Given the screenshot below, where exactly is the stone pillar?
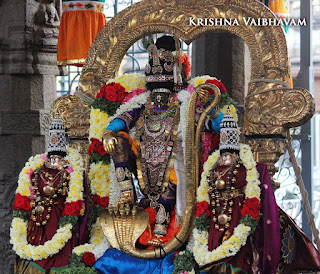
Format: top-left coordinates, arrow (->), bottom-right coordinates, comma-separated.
192,32 -> 251,130
0,0 -> 61,271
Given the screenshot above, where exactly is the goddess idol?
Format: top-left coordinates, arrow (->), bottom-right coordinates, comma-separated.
10,119 -> 87,273
174,109 -> 320,274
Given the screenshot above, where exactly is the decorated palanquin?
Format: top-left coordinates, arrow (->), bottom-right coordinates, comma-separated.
12,0 -> 320,273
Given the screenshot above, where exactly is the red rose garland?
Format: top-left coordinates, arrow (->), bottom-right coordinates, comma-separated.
92,194 -> 109,208
241,197 -> 261,221
205,79 -> 227,94
195,201 -> 210,218
96,82 -> 126,103
62,200 -> 83,217
88,138 -> 107,157
13,193 -> 31,211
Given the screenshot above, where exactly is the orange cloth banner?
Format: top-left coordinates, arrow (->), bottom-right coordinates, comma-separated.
57,2 -> 106,66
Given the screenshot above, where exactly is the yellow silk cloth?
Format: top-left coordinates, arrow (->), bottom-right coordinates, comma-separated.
269,0 -> 289,17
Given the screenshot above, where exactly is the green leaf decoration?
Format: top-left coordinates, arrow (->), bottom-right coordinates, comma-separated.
173,250 -> 196,274
194,214 -> 210,231
58,215 -> 78,228
91,97 -> 120,117
89,152 -> 110,165
240,215 -> 258,234
13,210 -> 29,220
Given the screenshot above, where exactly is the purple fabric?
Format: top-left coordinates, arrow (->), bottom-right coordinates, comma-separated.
204,162 -> 280,273
254,162 -> 280,273
78,174 -> 90,244
120,108 -> 142,132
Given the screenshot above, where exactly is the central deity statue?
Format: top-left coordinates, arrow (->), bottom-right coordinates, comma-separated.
102,35 -> 224,247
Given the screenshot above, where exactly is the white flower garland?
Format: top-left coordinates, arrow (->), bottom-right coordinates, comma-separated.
108,159 -> 121,206
107,73 -> 146,92
177,89 -> 191,153
188,75 -> 218,88
10,147 -> 84,261
72,217 -> 107,256
193,143 -> 261,266
89,162 -> 111,198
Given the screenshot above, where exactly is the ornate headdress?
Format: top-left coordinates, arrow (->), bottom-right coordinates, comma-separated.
145,35 -> 186,92
219,106 -> 239,153
47,119 -> 68,156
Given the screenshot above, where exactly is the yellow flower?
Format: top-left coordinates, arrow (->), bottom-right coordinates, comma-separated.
20,188 -> 31,197
40,250 -> 48,258
221,105 -> 238,123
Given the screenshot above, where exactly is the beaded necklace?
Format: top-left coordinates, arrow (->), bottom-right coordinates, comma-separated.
208,156 -> 242,232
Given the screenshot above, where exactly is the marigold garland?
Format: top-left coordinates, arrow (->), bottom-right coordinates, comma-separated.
10,147 -> 84,261
192,143 -> 261,267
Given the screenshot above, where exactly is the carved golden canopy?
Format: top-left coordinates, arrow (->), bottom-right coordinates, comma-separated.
51,0 -> 315,259
78,0 -> 314,137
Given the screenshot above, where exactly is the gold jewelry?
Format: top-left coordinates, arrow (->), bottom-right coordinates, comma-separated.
209,159 -> 241,231
30,167 -> 69,228
40,170 -> 63,196
214,166 -> 231,190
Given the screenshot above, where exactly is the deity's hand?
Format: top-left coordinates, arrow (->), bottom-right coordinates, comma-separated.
103,130 -> 118,155
196,88 -> 209,106
116,191 -> 133,205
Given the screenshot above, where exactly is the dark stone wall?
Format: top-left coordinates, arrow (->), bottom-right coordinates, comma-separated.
0,1 -> 61,272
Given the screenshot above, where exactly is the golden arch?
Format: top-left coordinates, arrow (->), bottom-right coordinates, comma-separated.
80,0 -> 291,94
68,0 -> 314,259
79,0 -> 313,137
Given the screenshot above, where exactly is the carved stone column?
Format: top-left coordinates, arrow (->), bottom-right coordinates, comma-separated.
191,32 -> 251,129
0,0 -> 61,271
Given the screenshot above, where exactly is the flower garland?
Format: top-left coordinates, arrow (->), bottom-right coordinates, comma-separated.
72,217 -> 108,256
73,74 -> 147,266
107,73 -> 146,93
10,147 -> 84,261
192,143 -> 261,266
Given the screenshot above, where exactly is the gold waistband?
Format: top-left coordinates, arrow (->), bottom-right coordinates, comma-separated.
217,188 -> 244,199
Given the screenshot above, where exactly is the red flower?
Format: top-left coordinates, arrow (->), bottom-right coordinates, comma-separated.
96,82 -> 126,103
195,201 -> 210,217
88,138 -> 107,156
97,143 -> 107,156
241,197 -> 261,220
88,138 -> 100,156
82,252 -> 96,267
13,193 -> 31,211
173,251 -> 180,259
92,194 -> 100,207
205,79 -> 227,94
105,91 -> 118,102
92,194 -> 109,208
99,197 -> 109,208
63,200 -> 83,216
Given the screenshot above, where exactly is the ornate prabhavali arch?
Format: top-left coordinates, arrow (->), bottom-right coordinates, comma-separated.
51,0 -> 315,259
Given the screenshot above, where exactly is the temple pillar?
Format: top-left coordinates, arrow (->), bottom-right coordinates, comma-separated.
0,0 -> 62,271
192,32 -> 251,129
